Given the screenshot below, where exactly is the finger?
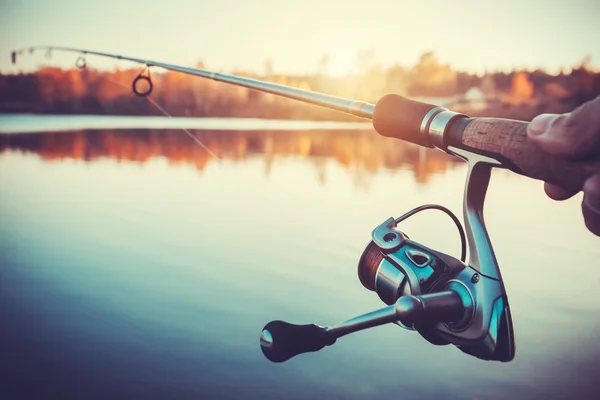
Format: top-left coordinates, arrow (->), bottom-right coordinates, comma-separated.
544,182 -> 579,201
582,175 -> 600,236
527,96 -> 600,159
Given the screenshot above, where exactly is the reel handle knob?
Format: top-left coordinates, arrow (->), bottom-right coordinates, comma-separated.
260,321 -> 335,363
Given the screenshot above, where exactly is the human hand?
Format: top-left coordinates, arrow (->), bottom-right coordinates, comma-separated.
527,96 -> 600,236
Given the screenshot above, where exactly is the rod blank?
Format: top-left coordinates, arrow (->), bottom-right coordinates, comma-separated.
15,46 -> 375,120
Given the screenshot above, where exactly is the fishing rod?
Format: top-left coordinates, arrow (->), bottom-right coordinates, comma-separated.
12,46 -> 373,118
13,46 -> 600,363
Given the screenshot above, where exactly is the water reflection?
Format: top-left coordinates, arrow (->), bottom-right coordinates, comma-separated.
0,129 -> 459,185
1,126 -> 599,400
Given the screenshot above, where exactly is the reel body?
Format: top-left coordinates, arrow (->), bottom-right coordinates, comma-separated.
358,216 -> 514,361
260,150 -> 515,364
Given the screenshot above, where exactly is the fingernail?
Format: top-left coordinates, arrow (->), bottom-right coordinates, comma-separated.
528,114 -> 559,136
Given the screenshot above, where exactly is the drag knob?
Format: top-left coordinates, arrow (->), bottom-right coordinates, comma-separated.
260,320 -> 336,363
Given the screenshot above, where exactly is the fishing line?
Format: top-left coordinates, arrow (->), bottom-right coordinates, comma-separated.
144,95 -> 220,160
97,64 -> 220,160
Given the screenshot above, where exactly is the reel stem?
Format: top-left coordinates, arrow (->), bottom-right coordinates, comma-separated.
260,290 -> 463,363
326,290 -> 463,339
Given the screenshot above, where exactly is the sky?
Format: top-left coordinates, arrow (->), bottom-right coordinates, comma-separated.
0,0 -> 599,75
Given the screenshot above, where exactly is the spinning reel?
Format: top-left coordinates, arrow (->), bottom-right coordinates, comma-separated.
260,148 -> 515,363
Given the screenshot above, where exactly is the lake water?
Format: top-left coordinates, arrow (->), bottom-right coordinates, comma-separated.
1,116 -> 599,399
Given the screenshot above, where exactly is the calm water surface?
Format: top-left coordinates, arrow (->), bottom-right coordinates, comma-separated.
1,117 -> 599,399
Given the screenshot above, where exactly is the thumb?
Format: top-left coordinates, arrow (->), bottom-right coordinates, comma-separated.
527,96 -> 600,159
582,175 -> 600,236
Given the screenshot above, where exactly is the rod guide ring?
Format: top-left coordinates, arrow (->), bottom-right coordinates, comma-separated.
132,74 -> 153,97
75,56 -> 86,69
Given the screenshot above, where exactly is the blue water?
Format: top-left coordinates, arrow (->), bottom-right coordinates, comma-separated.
1,119 -> 599,399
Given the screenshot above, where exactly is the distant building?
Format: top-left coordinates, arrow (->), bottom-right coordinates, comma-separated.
480,74 -> 496,99
460,86 -> 487,111
464,86 -> 484,102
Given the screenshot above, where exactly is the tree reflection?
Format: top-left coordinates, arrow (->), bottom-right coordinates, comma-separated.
0,129 -> 460,185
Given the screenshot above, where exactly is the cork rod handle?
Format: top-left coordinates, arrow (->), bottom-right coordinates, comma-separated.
457,117 -> 600,190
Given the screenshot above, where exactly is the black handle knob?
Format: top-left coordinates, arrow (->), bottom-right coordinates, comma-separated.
260,320 -> 336,363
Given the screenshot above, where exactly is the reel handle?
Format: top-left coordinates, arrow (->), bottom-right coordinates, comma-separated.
260,291 -> 463,363
260,321 -> 335,363
373,94 -> 600,190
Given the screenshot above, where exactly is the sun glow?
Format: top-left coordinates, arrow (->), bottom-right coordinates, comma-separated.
325,50 -> 356,77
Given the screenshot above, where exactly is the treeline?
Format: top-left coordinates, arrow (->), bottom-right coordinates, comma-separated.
1,52 -> 599,120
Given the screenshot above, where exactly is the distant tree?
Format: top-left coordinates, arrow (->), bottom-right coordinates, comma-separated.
509,71 -> 534,102
318,54 -> 329,76
408,52 -> 457,97
386,64 -> 408,95
579,55 -> 592,70
355,49 -> 376,75
264,59 -> 273,78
